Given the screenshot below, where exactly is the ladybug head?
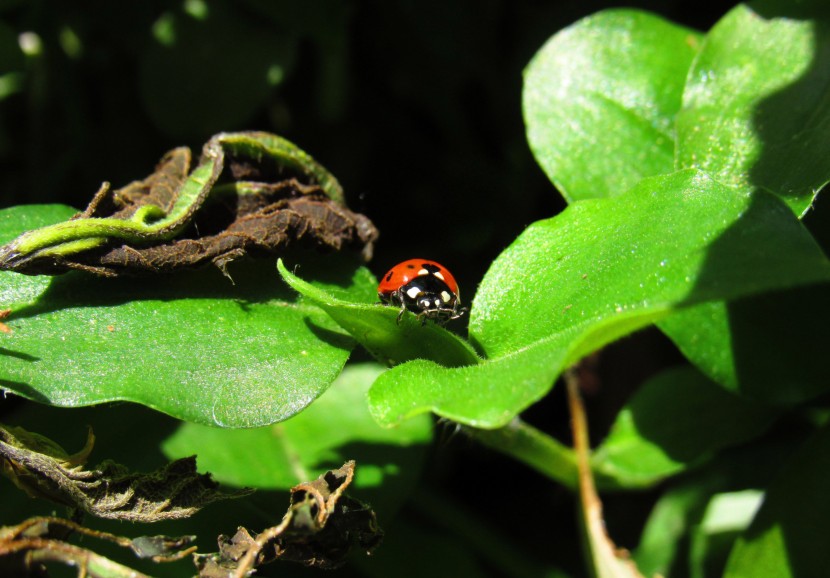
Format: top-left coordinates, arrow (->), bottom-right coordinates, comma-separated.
417,295 -> 443,311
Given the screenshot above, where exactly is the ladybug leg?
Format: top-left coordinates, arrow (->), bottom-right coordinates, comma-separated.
448,304 -> 468,321
391,290 -> 407,324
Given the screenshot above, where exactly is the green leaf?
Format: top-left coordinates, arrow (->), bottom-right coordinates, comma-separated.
659,286 -> 830,405
724,422 -> 830,578
523,9 -> 701,201
277,258 -> 480,368
469,171 -> 827,361
635,482 -> 709,577
0,206 -> 376,428
592,367 -> 778,487
369,170 -> 830,427
523,4 -> 830,406
160,363 -> 432,489
689,491 -> 764,578
676,3 -> 830,216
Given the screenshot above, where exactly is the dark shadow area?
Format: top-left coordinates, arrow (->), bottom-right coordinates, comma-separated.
5,249 -> 367,321
725,285 -> 830,404
626,367 -> 777,464
303,316 -> 360,353
732,422 -> 830,578
0,347 -> 39,362
748,6 -> 830,206
0,399 -> 181,469
0,379 -> 48,401
681,191 -> 827,308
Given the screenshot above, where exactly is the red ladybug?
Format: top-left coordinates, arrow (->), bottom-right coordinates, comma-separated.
378,259 -> 465,324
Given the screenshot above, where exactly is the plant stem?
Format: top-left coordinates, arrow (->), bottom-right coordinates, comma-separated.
565,368 -> 644,578
462,419 -> 579,490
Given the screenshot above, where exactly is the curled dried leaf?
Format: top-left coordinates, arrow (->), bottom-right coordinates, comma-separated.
2,424 -> 95,503
195,461 -> 383,577
0,132 -> 377,277
0,423 -> 249,522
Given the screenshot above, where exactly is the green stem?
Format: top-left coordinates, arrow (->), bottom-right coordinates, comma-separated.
463,418 -> 623,491
462,419 -> 579,490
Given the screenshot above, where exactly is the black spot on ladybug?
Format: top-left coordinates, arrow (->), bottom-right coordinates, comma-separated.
406,264 -> 416,269
385,271 -> 394,282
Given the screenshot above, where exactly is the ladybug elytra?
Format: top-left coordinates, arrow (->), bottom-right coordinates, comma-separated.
377,259 -> 465,324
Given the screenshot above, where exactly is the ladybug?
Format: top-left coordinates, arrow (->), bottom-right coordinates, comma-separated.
378,259 -> 465,324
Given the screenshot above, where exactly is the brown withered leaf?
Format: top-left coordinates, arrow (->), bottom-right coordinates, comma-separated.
92,181 -> 377,278
195,461 -> 383,577
1,133 -> 377,277
80,147 -> 194,221
0,423 -> 249,522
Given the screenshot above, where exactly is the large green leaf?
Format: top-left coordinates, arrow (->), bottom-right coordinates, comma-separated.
368,170 -> 830,427
523,9 -> 701,201
160,363 -> 431,490
0,205 -> 375,427
523,2 -> 830,405
724,422 -> 830,578
676,3 -> 830,216
592,367 -> 778,487
471,171 -> 827,359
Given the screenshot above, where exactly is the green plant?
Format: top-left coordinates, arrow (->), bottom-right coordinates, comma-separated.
1,1 -> 829,577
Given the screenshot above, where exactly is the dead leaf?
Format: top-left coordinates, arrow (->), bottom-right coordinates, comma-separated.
0,423 -> 250,522
0,132 -> 377,277
195,461 -> 383,577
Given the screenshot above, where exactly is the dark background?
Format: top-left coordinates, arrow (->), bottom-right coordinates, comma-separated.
0,0 -> 736,282
0,1 -> 740,576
